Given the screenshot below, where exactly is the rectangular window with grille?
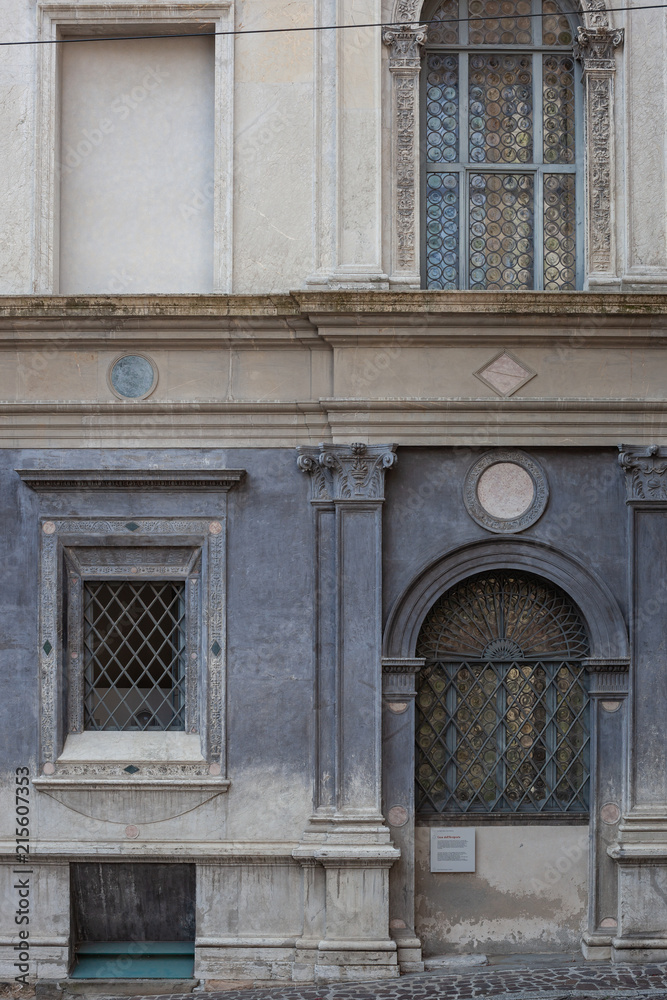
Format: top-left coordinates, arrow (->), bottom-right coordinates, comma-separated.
83,581 -> 186,732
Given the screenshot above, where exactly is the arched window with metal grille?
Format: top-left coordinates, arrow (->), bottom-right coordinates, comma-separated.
421,0 -> 582,290
415,569 -> 590,816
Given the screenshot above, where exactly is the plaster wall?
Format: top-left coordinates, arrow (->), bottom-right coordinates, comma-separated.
59,36 -> 215,295
415,826 -> 589,956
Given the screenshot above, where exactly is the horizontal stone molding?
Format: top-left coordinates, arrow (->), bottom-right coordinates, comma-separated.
4,292 -> 667,320
16,469 -> 246,492
6,401 -> 667,448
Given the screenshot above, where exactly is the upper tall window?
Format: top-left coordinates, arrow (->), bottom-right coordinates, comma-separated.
422,0 -> 581,290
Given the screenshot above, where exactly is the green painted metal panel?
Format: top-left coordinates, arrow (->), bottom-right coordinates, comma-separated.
71,942 -> 194,979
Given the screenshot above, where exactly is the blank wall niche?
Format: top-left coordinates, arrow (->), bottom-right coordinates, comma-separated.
59,35 -> 215,293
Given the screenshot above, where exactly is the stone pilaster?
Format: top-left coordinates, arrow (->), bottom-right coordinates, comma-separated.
295,444 -> 400,981
576,27 -> 624,286
582,658 -> 629,960
382,658 -> 424,972
610,446 -> 667,962
383,26 -> 426,289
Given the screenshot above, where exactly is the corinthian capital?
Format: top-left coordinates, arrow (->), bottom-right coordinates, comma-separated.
618,444 -> 667,502
382,26 -> 427,70
298,444 -> 398,503
575,26 -> 624,71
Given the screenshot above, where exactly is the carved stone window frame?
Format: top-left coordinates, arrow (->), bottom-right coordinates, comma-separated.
384,0 -> 623,288
18,469 -> 244,789
33,1 -> 234,294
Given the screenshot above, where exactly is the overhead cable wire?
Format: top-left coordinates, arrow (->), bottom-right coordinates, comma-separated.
0,4 -> 661,47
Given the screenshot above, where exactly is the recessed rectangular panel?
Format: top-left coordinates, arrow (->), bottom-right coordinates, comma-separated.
59,36 -> 214,293
71,863 -> 196,942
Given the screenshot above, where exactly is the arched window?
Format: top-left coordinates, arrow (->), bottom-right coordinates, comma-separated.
422,0 -> 582,290
415,570 -> 590,816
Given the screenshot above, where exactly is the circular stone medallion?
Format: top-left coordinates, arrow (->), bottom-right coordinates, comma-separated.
109,354 -> 157,399
463,450 -> 549,533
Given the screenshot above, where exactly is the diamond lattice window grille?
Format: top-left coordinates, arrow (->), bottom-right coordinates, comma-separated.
83,581 -> 186,732
415,570 -> 590,815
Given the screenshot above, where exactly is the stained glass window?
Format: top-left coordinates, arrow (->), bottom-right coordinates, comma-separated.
423,0 -> 581,290
415,570 -> 590,816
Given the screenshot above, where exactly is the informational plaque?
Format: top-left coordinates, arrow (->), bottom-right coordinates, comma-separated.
430,828 -> 476,873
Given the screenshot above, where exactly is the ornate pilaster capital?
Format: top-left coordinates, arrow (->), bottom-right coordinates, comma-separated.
297,444 -> 398,503
618,445 -> 667,502
382,25 -> 427,70
321,443 -> 398,501
584,658 -> 630,697
575,26 -> 624,72
297,446 -> 331,503
382,658 -> 425,698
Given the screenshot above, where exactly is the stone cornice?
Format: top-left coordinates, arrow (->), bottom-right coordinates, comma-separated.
2,292 -> 667,322
16,469 -> 246,492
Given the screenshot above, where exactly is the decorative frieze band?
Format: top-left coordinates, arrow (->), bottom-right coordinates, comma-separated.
297,443 -> 398,502
575,26 -> 624,277
618,445 -> 667,502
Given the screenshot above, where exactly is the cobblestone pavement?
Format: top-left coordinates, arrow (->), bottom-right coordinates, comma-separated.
129,962 -> 667,1000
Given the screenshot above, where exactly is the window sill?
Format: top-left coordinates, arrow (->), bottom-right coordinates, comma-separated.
58,731 -> 206,763
32,733 -> 229,790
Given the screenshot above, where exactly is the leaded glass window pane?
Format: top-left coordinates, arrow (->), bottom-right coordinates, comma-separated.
468,0 -> 532,44
426,54 -> 459,162
83,581 -> 186,731
427,173 -> 460,288
422,0 -> 581,289
469,173 -> 534,288
415,570 -> 590,815
544,172 -> 576,288
469,55 -> 533,163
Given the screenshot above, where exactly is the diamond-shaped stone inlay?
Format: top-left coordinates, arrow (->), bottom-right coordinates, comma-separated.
211,641 -> 222,657
474,350 -> 536,398
125,522 -> 139,532
124,764 -> 140,774
42,641 -> 53,655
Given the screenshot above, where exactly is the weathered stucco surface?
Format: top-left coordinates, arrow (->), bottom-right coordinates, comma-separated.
415,826 -> 589,956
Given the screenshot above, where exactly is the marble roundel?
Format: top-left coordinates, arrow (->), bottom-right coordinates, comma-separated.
108,353 -> 158,399
464,450 -> 549,533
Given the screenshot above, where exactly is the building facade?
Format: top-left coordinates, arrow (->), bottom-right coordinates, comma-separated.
1,0 -> 667,987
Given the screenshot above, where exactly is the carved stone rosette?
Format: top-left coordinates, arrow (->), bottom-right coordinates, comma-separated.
576,26 -> 624,280
383,26 -> 426,288
618,444 -> 667,502
298,443 -> 398,502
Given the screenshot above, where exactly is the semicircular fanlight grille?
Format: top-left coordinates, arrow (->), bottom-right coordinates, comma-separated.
416,569 -> 589,660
